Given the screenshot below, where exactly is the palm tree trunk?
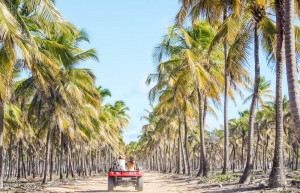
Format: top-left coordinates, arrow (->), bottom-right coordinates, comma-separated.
197,88 -> 209,177
164,143 -> 168,173
178,113 -> 187,174
81,142 -> 86,176
296,146 -> 299,170
184,116 -> 191,175
192,147 -> 195,170
60,131 -> 64,179
222,6 -> 229,176
150,153 -> 153,170
155,148 -> 159,171
159,146 -> 163,172
233,144 -> 236,173
42,101 -> 55,184
7,133 -> 13,180
68,141 -> 74,177
285,0 -> 300,140
0,98 -> 4,189
180,134 -> 187,174
203,96 -> 208,130
98,149 -> 102,172
241,138 -> 245,170
21,143 -> 26,179
173,139 -> 176,173
104,147 -> 107,172
50,126 -> 55,181
292,149 -> 296,170
38,155 -> 41,176
32,151 -> 36,178
27,150 -> 31,177
177,111 -> 183,174
239,22 -> 260,184
88,144 -> 92,176
264,135 -> 269,174
95,149 -> 98,173
253,129 -> 260,169
17,141 -> 22,179
66,150 -> 69,178
169,142 -> 172,173
269,1 -> 287,186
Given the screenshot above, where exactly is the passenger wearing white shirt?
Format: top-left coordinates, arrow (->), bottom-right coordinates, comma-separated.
115,155 -> 126,171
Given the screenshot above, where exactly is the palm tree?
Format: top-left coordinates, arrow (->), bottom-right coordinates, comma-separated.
237,0 -> 277,183
106,101 -> 130,131
239,20 -> 261,182
97,86 -> 112,104
284,0 -> 300,141
216,0 -> 245,176
210,21 -> 252,175
243,77 -> 275,108
269,0 -> 287,187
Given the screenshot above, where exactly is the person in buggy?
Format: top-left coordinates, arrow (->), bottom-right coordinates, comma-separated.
126,156 -> 137,171
109,155 -> 140,171
110,155 -> 126,171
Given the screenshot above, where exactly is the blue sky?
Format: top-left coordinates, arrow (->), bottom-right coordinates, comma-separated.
56,0 -> 291,144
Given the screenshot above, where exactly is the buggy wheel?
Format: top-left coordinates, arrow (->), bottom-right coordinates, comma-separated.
108,176 -> 115,192
137,176 -> 143,191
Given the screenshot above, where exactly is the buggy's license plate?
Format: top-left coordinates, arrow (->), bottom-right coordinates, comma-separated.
122,178 -> 131,181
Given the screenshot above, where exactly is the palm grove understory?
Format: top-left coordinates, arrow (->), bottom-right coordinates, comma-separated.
130,0 -> 300,189
0,0 -> 130,189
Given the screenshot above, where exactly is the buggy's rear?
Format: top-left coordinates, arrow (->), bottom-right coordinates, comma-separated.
108,171 -> 144,192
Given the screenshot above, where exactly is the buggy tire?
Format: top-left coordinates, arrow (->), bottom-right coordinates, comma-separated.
137,176 -> 143,191
108,176 -> 115,192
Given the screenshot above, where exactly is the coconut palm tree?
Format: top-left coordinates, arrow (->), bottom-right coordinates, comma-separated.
106,101 -> 130,131
269,0 -> 287,187
97,86 -> 112,104
284,0 -> 300,142
243,77 -> 275,108
236,1 -> 277,183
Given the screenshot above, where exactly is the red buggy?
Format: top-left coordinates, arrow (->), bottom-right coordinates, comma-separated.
108,171 -> 144,192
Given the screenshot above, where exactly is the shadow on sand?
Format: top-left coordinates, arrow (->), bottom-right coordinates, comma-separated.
75,189 -> 138,192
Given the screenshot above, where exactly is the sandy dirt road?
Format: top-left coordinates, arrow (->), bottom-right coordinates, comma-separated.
40,171 -> 295,193
42,172 -> 198,193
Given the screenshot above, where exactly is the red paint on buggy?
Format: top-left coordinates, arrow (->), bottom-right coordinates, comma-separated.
108,171 -> 144,177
